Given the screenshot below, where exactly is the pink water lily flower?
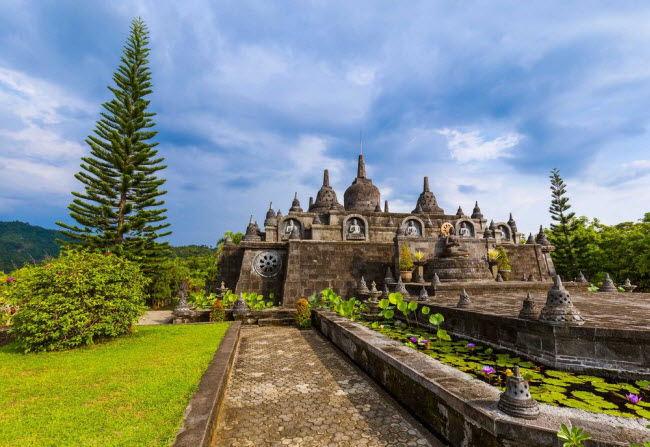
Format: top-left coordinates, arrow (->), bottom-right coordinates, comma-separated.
467,343 -> 475,348
481,366 -> 495,375
410,337 -> 418,343
626,394 -> 642,404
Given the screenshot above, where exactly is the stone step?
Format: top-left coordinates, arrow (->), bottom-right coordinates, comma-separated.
257,317 -> 296,327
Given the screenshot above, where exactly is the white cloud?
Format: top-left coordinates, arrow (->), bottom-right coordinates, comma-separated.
438,128 -> 522,162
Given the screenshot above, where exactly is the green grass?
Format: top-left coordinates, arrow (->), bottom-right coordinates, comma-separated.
0,323 -> 231,446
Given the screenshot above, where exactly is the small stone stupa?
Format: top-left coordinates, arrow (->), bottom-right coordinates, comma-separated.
575,271 -> 588,283
539,276 -> 583,325
623,278 -> 637,293
395,276 -> 410,298
357,276 -> 370,296
431,272 -> 441,286
598,273 -> 618,292
384,267 -> 396,285
497,365 -> 540,419
457,289 -> 471,308
418,286 -> 429,301
518,293 -> 538,320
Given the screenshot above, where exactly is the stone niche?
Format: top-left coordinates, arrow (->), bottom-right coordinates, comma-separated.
400,217 -> 424,238
278,217 -> 302,240
342,214 -> 369,241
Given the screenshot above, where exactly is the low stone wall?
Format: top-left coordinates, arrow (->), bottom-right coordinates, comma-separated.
172,321 -> 241,447
403,300 -> 650,380
313,310 -> 650,447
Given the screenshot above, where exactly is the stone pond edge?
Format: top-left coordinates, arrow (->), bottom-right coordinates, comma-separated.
312,309 -> 650,447
172,320 -> 242,447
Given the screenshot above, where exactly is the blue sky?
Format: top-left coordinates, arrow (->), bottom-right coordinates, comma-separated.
1,1 -> 650,245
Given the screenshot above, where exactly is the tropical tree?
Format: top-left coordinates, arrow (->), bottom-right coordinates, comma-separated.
548,168 -> 579,279
57,18 -> 170,289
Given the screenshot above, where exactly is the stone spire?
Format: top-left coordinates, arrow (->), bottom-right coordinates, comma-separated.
243,215 -> 262,241
456,206 -> 464,217
384,266 -> 396,285
539,276 -> 583,325
526,233 -> 534,244
412,176 -> 444,214
290,192 -> 303,212
384,200 -> 389,213
598,273 -> 617,292
497,366 -> 540,419
374,203 -> 382,212
471,201 -> 483,219
344,153 -> 380,212
535,225 -> 550,246
264,202 -> 277,227
508,213 -> 517,233
483,225 -> 493,239
310,169 -> 344,212
276,209 -> 282,220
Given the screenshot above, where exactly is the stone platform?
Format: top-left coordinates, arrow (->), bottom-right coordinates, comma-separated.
212,326 -> 442,446
403,290 -> 650,379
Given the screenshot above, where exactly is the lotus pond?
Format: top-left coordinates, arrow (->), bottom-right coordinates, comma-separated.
361,321 -> 650,419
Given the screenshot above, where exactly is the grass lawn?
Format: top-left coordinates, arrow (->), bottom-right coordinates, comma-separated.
0,323 -> 231,447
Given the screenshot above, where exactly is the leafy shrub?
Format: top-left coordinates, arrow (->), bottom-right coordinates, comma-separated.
188,290 -> 218,309
557,424 -> 591,447
399,244 -> 414,271
487,250 -> 499,262
9,251 -> 148,353
295,298 -> 311,328
209,300 -> 226,322
496,246 -> 511,271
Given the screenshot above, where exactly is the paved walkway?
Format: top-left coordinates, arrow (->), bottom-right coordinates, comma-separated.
213,327 -> 441,447
137,310 -> 173,325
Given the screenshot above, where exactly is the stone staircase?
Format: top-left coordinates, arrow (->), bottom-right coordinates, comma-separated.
257,309 -> 296,327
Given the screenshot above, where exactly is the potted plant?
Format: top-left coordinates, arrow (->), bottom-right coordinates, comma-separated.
399,244 -> 415,282
496,246 -> 511,280
487,250 -> 499,278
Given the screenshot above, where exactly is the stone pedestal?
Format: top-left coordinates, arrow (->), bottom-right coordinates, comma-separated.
428,258 -> 492,281
414,261 -> 426,284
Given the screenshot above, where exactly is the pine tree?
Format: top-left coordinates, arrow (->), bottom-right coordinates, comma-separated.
548,168 -> 578,279
57,18 -> 171,280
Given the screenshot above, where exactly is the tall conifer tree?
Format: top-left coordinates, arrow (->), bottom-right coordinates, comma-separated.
548,168 -> 578,279
58,18 -> 170,277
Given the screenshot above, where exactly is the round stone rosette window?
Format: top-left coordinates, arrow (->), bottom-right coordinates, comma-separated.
253,251 -> 282,277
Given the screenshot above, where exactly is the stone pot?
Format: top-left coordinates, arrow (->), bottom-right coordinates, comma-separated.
499,269 -> 511,281
400,270 -> 413,282
489,262 -> 499,278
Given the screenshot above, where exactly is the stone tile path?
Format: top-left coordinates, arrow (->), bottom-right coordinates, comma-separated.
213,327 -> 441,447
137,310 -> 173,325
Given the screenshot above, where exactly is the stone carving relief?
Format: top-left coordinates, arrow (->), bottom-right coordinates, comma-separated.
455,220 -> 475,238
440,222 -> 454,237
346,218 -> 366,240
403,219 -> 422,237
281,218 -> 301,240
253,251 -> 283,277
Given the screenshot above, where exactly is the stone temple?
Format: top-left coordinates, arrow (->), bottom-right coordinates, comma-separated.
217,153 -> 557,306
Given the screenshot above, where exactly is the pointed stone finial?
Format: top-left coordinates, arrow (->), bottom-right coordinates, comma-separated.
369,281 -> 382,302
423,176 -> 430,192
431,272 -> 441,286
384,266 -> 396,284
456,206 -> 464,217
276,209 -> 282,219
374,203 -> 382,212
243,216 -> 262,241
623,278 -> 637,293
418,286 -> 429,301
313,214 -> 322,225
536,225 -> 550,246
249,215 -> 254,224
224,234 -> 233,245
575,271 -> 587,283
384,200 -> 389,213
425,215 -> 434,228
539,275 -> 583,325
489,220 -> 496,230
220,281 -> 226,289
457,289 -> 471,308
382,284 -> 390,300
498,365 -> 540,419
309,197 -> 314,208
496,273 -> 504,282
395,276 -> 410,298
357,276 -> 370,295
518,293 -> 538,319
471,201 -> 483,219
290,192 -> 303,212
265,202 -> 277,226
323,169 -> 330,187
526,233 -> 534,244
357,154 -> 366,179
598,273 -> 618,292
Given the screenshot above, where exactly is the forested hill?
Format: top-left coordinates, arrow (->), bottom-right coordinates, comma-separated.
0,221 -> 216,273
0,221 -> 64,272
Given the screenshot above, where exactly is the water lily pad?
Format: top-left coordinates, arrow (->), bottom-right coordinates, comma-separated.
543,378 -> 571,387
546,370 -> 587,384
571,391 -> 618,409
541,384 -> 567,393
635,407 -> 650,419
563,398 -> 597,411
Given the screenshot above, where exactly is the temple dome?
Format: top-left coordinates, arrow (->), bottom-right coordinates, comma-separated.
310,169 -> 344,212
412,177 -> 444,214
344,155 -> 380,212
